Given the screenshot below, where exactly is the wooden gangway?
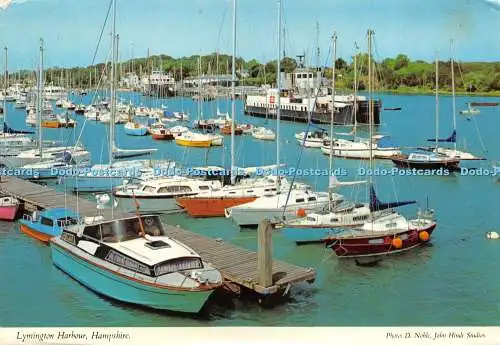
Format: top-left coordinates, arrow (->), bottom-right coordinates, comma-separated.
0,176 -> 316,300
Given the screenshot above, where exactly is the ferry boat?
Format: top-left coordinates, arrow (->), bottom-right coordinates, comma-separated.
243,60 -> 380,125
0,196 -> 20,221
50,214 -> 222,313
19,208 -> 80,243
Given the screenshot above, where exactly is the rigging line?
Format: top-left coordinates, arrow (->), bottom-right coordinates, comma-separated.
91,0 -> 113,67
281,38 -> 333,218
470,115 -> 487,155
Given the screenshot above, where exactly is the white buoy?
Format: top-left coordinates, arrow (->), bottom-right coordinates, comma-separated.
486,231 -> 500,240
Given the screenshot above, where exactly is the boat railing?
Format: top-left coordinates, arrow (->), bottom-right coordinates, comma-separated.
22,214 -> 34,223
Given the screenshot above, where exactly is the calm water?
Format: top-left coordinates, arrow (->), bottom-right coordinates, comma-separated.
1,91 -> 500,326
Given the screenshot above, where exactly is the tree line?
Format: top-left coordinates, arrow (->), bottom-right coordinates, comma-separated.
7,53 -> 500,93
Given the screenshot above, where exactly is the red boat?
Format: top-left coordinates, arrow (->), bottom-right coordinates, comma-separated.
0,196 -> 19,221
151,128 -> 174,140
323,211 -> 436,258
323,185 -> 437,258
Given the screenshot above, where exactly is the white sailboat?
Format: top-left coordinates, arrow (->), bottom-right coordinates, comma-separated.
63,1 -> 170,192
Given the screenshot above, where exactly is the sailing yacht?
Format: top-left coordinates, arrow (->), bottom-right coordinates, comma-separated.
391,52 -> 461,170
323,30 -> 438,259
295,128 -> 328,147
175,1 -> 294,217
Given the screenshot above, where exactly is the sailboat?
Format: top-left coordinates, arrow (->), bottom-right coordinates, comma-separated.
63,2 -> 170,192
323,30 -> 437,259
391,52 -> 461,170
459,102 -> 480,115
319,43 -> 400,160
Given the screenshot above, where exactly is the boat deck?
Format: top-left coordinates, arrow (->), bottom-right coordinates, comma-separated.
0,176 -> 316,299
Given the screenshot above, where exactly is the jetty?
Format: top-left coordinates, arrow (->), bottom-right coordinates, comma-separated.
0,176 -> 316,303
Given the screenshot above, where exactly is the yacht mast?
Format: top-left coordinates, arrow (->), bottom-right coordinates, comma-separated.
450,39 -> 457,152
367,29 -> 374,177
109,0 -> 117,165
329,32 -> 337,211
276,0 -> 282,188
230,0 -> 237,184
3,47 -> 7,125
38,39 -> 44,161
353,42 -> 359,138
434,52 -> 439,149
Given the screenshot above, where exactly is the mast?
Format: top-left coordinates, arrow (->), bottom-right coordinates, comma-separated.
109,0 -> 117,165
329,32 -> 337,211
3,47 -> 7,126
230,0 -> 237,185
367,29 -> 374,179
38,39 -> 44,160
353,42 -> 359,138
276,0 -> 282,187
450,39 -> 457,152
434,52 -> 439,149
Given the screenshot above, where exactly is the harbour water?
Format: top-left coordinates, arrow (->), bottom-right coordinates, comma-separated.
1,92 -> 500,326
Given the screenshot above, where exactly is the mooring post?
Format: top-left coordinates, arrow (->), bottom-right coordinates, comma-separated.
257,219 -> 273,288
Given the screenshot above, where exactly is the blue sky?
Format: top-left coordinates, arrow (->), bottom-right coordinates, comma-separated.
1,0 -> 500,70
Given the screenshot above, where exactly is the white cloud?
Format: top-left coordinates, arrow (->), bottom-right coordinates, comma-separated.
482,0 -> 500,10
0,0 -> 11,10
0,0 -> 43,10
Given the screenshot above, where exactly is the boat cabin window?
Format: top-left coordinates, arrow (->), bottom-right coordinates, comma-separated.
198,185 -> 210,191
153,257 -> 203,277
330,218 -> 339,222
353,215 -> 369,222
83,216 -> 165,242
306,216 -> 316,222
56,217 -> 79,227
295,198 -> 305,203
158,185 -> 193,193
385,222 -> 397,228
143,186 -> 156,193
307,197 -> 317,202
40,217 -> 54,227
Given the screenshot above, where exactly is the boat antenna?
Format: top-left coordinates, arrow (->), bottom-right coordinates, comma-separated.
328,32 -> 337,212
132,191 -> 146,238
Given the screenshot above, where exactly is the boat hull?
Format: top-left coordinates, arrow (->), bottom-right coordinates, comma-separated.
175,138 -> 212,148
19,224 -> 53,243
50,241 -> 214,313
323,224 -> 436,258
391,156 -> 460,170
124,126 -> 148,136
281,226 -> 345,244
227,201 -> 330,228
115,196 -> 183,214
0,206 -> 18,221
176,196 -> 257,217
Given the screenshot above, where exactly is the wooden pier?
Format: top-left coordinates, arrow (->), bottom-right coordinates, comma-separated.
0,176 -> 316,302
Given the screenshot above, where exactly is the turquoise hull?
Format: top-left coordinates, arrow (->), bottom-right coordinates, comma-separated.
281,226 -> 344,244
124,126 -> 148,136
50,242 -> 215,313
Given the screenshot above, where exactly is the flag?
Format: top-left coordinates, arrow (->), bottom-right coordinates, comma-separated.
0,0 -> 12,10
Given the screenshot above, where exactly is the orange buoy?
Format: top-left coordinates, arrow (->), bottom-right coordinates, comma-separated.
391,237 -> 403,249
419,231 -> 430,242
296,208 -> 306,218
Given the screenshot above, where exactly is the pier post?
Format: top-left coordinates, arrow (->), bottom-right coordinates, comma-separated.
257,219 -> 273,288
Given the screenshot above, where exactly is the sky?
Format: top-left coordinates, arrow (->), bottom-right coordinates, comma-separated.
1,0 -> 500,71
